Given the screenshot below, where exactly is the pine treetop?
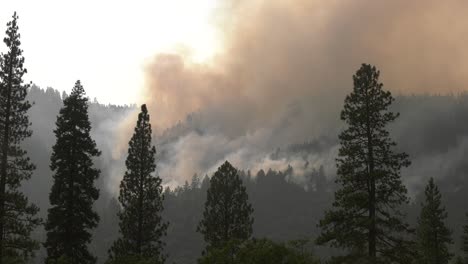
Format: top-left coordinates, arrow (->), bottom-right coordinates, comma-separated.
109,104 -> 167,263
197,161 -> 254,251
416,177 -> 452,264
0,12 -> 40,262
317,64 -> 412,263
45,81 -> 101,264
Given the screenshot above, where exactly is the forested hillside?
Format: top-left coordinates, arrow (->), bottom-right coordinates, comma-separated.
19,85 -> 468,263
2,1 -> 468,263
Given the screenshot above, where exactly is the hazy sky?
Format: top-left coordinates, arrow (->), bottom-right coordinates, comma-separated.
0,0 -> 221,105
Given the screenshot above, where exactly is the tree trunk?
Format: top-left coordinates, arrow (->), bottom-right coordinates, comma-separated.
368,145 -> 376,258
366,91 -> 377,259
137,133 -> 145,255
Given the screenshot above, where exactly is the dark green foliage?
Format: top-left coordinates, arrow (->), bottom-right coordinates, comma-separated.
415,178 -> 452,264
13,81 -> 468,263
162,174 -> 210,263
108,105 -> 167,264
197,161 -> 254,251
44,81 -> 101,264
463,213 -> 468,263
0,12 -> 40,262
317,64 -> 412,263
162,167 -> 330,264
198,238 -> 319,264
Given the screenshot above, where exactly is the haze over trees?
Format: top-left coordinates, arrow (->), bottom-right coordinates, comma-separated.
10,60 -> 468,264
317,64 -> 413,263
0,12 -> 40,264
44,81 -> 101,264
12,71 -> 468,264
108,104 -> 167,264
3,10 -> 468,264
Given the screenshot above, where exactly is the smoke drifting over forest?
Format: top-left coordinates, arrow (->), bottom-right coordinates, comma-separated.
2,1 -> 468,263
120,0 -> 468,189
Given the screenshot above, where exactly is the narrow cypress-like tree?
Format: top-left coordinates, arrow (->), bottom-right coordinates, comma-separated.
45,81 -> 101,264
463,213 -> 468,263
317,64 -> 412,263
0,12 -> 41,263
197,161 -> 254,251
108,104 -> 168,263
416,178 -> 452,264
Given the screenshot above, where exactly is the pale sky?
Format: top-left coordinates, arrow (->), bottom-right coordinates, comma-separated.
0,0 -> 221,105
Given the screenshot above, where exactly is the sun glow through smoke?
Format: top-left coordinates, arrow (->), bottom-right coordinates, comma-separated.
0,0 -> 222,105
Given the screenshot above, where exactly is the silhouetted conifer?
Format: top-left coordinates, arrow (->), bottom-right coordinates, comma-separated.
416,178 -> 452,263
197,161 -> 253,251
0,12 -> 40,263
317,64 -> 413,263
45,81 -> 101,264
108,104 -> 167,263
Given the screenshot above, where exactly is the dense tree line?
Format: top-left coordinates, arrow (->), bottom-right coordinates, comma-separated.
159,167 -> 329,264
2,11 -> 468,264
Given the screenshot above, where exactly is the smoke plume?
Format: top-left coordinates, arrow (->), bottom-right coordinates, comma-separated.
124,0 -> 468,188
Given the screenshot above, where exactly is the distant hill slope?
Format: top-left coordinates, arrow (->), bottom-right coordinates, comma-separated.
22,86 -> 468,263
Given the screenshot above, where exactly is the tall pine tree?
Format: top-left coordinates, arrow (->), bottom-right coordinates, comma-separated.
0,12 -> 41,263
197,161 -> 253,251
415,177 -> 452,264
108,104 -> 167,264
317,64 -> 412,263
45,81 -> 101,264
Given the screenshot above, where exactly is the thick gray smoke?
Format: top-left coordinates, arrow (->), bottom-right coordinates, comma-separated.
112,0 -> 468,191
